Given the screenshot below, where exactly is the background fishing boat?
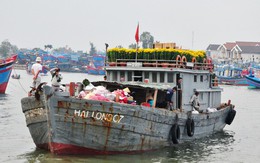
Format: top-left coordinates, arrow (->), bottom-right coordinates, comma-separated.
87,55 -> 105,75
0,55 -> 17,93
215,64 -> 249,86
245,68 -> 260,88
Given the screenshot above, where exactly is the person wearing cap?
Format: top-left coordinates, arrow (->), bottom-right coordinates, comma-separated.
190,91 -> 201,112
50,67 -> 63,91
31,57 -> 43,88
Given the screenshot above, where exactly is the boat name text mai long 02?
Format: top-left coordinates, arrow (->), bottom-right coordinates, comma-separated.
74,110 -> 124,123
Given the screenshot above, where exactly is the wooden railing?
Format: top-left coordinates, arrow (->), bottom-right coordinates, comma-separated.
106,59 -> 214,71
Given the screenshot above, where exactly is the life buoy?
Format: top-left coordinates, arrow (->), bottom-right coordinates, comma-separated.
214,76 -> 218,86
186,118 -> 195,137
170,124 -> 180,144
225,109 -> 236,125
207,58 -> 213,71
191,57 -> 197,69
192,57 -> 196,63
181,56 -> 187,68
176,55 -> 181,68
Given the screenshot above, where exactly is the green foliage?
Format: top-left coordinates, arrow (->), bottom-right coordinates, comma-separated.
89,42 -> 97,56
82,79 -> 90,87
0,40 -> 18,58
107,48 -> 206,63
44,44 -> 53,50
140,32 -> 154,49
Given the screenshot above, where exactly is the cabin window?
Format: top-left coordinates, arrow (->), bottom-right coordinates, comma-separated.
194,75 -> 197,82
167,72 -> 174,83
134,71 -> 142,82
107,71 -> 111,81
152,72 -> 157,82
127,72 -> 132,81
112,71 -> 118,81
144,71 -> 149,79
160,72 -> 165,83
120,71 -> 125,82
200,75 -> 203,82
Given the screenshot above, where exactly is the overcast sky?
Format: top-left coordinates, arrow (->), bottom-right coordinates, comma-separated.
1,0 -> 260,52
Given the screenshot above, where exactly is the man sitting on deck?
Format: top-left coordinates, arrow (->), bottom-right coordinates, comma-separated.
190,91 -> 203,113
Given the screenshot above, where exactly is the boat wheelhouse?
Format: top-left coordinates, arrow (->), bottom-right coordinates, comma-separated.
105,59 -> 220,112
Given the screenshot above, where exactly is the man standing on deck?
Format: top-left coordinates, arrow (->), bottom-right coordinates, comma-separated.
166,87 -> 177,110
31,57 -> 42,89
176,76 -> 182,110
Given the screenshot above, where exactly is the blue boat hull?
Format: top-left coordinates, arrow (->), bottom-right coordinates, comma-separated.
217,76 -> 248,86
88,69 -> 99,75
88,68 -> 105,75
0,55 -> 17,93
98,70 -> 105,75
245,75 -> 260,88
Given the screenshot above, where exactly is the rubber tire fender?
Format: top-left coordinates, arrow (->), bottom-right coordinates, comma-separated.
225,109 -> 236,125
186,118 -> 195,137
170,124 -> 180,144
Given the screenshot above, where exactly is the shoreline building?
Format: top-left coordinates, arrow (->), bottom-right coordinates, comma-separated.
207,41 -> 260,63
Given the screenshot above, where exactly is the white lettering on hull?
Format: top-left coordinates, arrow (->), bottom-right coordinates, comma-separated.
74,110 -> 124,123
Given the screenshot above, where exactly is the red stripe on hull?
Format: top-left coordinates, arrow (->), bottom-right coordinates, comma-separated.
0,66 -> 12,73
0,82 -> 8,94
39,142 -> 155,155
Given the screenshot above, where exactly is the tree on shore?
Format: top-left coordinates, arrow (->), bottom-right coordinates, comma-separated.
89,42 -> 97,56
0,40 -> 18,58
140,32 -> 154,49
44,44 -> 53,52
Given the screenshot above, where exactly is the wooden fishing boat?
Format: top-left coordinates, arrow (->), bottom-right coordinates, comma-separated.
0,55 -> 17,93
215,65 -> 248,86
21,51 -> 236,155
87,55 -> 106,75
245,68 -> 260,88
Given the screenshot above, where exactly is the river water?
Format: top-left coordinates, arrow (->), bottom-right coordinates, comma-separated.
0,69 -> 260,163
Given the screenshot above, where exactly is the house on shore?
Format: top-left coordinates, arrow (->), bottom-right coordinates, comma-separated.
206,41 -> 260,63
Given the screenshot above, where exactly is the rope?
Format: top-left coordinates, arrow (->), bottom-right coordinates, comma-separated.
12,69 -> 28,94
16,77 -> 28,94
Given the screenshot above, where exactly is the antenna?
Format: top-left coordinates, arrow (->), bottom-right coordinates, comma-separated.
192,31 -> 194,49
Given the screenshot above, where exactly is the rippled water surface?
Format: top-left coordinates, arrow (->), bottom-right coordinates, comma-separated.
1,70 -> 260,162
